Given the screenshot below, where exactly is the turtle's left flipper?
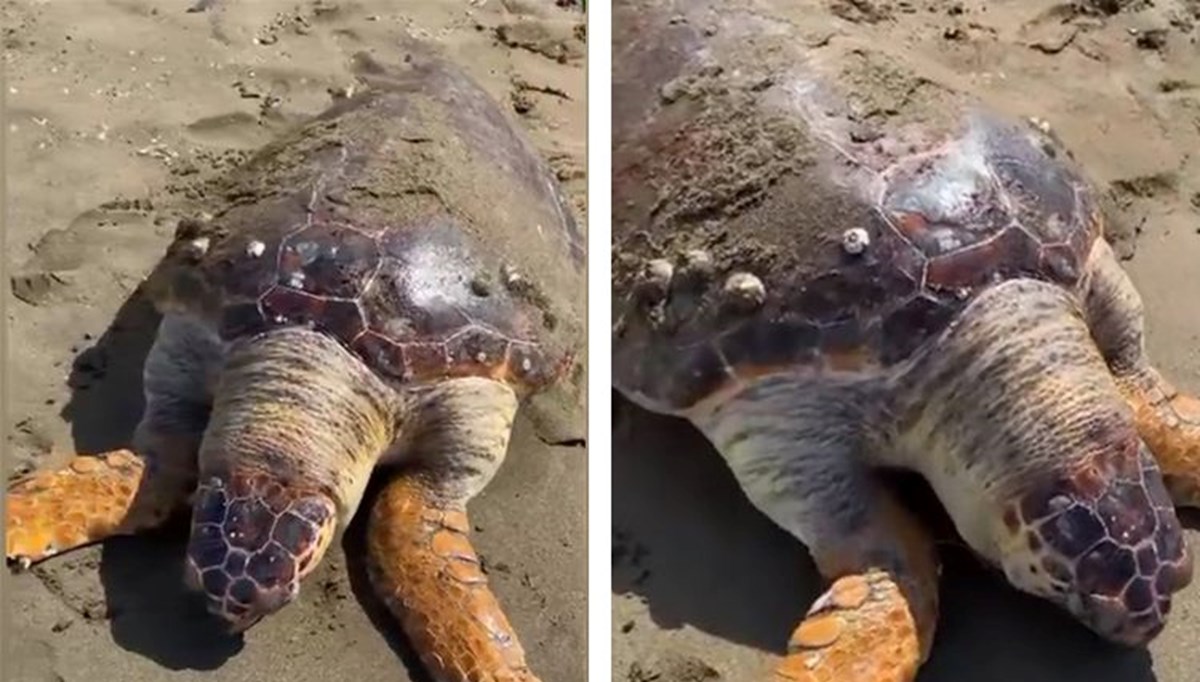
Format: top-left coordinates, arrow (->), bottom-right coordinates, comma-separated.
1116,370 -> 1200,508
367,377 -> 539,682
1085,240 -> 1200,507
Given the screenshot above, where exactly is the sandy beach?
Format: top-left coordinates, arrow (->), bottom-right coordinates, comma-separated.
612,1 -> 1200,681
3,1 -> 586,681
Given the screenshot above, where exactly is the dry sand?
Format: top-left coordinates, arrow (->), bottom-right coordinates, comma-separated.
612,1 -> 1200,681
3,1 -> 586,681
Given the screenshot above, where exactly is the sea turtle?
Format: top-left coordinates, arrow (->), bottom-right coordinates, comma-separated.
6,49 -> 584,682
612,1 -> 1198,680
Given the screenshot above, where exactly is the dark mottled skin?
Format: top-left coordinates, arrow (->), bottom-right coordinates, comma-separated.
611,0 -> 1099,411
156,51 -> 584,394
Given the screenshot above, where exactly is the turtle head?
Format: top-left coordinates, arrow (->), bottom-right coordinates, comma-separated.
183,473 -> 339,632
994,440 -> 1192,646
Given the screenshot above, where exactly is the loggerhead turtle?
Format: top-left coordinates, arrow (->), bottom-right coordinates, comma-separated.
6,49 -> 584,682
612,1 -> 1198,680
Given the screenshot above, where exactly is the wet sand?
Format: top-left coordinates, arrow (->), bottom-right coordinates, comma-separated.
612,1 -> 1200,681
3,1 -> 586,681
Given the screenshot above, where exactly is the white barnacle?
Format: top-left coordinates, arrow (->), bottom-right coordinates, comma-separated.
246,240 -> 266,257
501,264 -> 522,287
723,271 -> 766,308
683,249 -> 713,270
288,271 -> 306,289
476,351 -> 488,363
522,357 -> 533,372
184,237 -> 210,258
644,258 -> 674,286
841,227 -> 870,255
637,258 -> 674,305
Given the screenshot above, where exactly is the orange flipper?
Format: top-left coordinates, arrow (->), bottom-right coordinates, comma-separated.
6,449 -> 189,565
776,571 -> 929,682
776,497 -> 938,682
1119,368 -> 1200,507
366,474 -> 539,682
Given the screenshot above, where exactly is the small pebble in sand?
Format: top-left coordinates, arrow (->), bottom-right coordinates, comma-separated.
841,227 -> 870,255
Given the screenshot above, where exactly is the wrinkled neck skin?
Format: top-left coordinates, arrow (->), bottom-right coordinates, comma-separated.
200,328 -> 401,522
883,279 -> 1189,645
882,279 -> 1135,555
185,328 -> 401,631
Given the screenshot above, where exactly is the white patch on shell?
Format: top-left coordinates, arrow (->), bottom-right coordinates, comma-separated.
288,271 -> 306,289
522,357 -> 532,372
246,240 -> 266,258
476,352 -> 488,363
723,272 -> 766,307
932,228 -> 962,253
841,228 -> 870,255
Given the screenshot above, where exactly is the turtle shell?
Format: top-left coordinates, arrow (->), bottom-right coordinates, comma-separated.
612,1 -> 1102,412
154,52 -> 584,393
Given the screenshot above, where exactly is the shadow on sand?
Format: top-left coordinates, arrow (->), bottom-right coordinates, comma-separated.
56,287 -> 244,670
612,395 -> 1160,682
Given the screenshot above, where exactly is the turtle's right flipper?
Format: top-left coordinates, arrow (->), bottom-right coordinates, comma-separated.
693,381 -> 939,682
6,448 -> 191,565
774,500 -> 938,682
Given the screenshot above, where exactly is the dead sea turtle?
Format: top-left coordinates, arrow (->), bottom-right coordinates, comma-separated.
6,50 -> 583,682
613,2 -> 1198,680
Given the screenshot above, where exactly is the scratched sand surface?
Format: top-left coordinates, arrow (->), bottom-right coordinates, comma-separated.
612,1 -> 1200,681
3,1 -> 586,681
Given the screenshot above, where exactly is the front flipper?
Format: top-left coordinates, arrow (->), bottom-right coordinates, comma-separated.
694,377 -> 939,682
776,504 -> 938,682
1116,370 -> 1200,507
366,377 -> 538,682
1085,240 -> 1200,507
368,475 -> 537,682
7,314 -> 215,565
6,449 -> 183,564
